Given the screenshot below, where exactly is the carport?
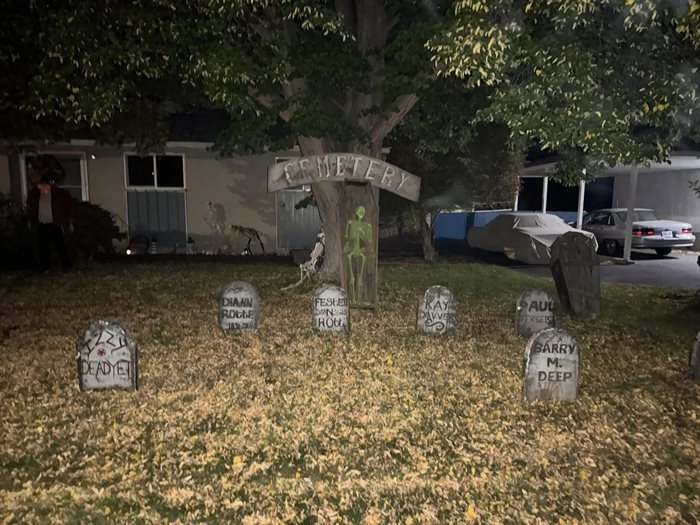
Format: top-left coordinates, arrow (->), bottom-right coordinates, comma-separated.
519,153 -> 700,262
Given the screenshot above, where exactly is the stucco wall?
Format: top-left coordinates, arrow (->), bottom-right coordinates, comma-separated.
86,151 -> 129,233
0,155 -> 10,196
19,144 -> 293,253
183,148 -> 292,253
612,169 -> 700,249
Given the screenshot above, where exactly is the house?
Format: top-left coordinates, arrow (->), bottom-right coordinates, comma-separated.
0,140 -> 322,256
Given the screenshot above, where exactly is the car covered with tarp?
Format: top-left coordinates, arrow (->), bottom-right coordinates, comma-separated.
467,212 -> 598,265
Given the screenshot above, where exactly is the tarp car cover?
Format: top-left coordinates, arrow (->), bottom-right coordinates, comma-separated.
468,213 -> 597,265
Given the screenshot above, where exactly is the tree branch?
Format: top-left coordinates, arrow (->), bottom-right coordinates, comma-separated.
369,93 -> 420,144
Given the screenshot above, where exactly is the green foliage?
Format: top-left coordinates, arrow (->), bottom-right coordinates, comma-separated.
387,123 -> 522,213
68,201 -> 125,257
386,78 -> 523,217
432,0 -> 700,177
689,178 -> 700,199
3,0 -> 698,192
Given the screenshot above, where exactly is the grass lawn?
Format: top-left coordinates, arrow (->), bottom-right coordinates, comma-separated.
0,259 -> 698,524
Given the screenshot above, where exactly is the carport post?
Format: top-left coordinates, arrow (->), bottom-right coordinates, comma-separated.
541,176 -> 549,213
576,179 -> 586,228
622,164 -> 639,263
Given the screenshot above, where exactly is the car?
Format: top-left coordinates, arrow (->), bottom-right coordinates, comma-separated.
581,208 -> 695,256
467,212 -> 598,265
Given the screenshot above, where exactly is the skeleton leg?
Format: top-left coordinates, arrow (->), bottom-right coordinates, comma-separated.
358,252 -> 366,304
347,253 -> 356,304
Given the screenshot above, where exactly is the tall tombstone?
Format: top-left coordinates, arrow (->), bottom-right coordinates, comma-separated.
77,320 -> 138,391
515,290 -> 556,337
312,284 -> 350,333
550,232 -> 600,317
690,330 -> 700,380
523,328 -> 579,402
268,154 -> 421,308
219,281 -> 260,331
416,285 -> 456,334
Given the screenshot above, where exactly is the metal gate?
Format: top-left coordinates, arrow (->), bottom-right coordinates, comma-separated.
127,191 -> 187,249
276,188 -> 321,253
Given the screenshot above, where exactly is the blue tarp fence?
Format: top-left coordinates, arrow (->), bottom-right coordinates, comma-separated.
433,210 -> 579,253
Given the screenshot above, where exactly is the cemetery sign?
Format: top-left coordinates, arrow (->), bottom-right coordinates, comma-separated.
268,153 -> 421,202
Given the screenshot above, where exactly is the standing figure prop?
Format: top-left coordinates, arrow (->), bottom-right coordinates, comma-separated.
26,155 -> 73,272
344,206 -> 372,305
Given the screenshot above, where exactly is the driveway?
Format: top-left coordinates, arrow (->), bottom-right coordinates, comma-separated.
512,250 -> 700,290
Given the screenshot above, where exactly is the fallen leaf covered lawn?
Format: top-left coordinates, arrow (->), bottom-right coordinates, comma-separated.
0,260 -> 698,524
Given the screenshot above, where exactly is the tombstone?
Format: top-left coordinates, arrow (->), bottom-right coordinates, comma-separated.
550,232 -> 600,317
416,285 -> 456,334
312,284 -> 350,333
523,328 -> 579,402
690,330 -> 700,380
77,320 -> 138,391
219,281 -> 260,331
515,290 -> 556,337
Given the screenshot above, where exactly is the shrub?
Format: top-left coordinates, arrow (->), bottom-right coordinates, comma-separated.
68,201 -> 125,257
0,194 -> 35,271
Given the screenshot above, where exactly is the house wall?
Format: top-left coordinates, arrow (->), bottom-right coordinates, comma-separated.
182,148 -> 291,253
35,144 -> 294,254
5,144 -> 293,253
612,169 -> 700,249
0,155 -> 11,196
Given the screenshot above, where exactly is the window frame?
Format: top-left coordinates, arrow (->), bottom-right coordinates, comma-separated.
19,151 -> 90,202
592,212 -> 613,226
123,152 -> 187,191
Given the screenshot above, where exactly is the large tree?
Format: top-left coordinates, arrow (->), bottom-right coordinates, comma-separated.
3,0 -> 699,275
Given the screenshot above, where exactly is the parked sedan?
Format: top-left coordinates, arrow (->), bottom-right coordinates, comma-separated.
468,212 -> 597,265
581,208 -> 695,256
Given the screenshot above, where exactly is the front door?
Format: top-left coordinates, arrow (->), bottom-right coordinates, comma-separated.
276,188 -> 321,254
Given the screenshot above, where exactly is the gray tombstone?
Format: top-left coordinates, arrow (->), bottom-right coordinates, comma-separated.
550,232 -> 600,317
515,290 -> 556,337
77,320 -> 138,391
691,331 -> 700,380
219,281 -> 260,331
312,284 -> 350,333
416,285 -> 456,334
523,328 -> 579,402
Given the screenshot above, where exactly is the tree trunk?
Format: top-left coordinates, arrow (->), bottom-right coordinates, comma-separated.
297,136 -> 343,279
417,207 -> 437,262
297,136 -> 383,284
313,182 -> 343,279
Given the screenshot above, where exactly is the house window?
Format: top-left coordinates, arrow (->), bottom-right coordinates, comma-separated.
23,152 -> 89,202
125,154 -> 185,189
